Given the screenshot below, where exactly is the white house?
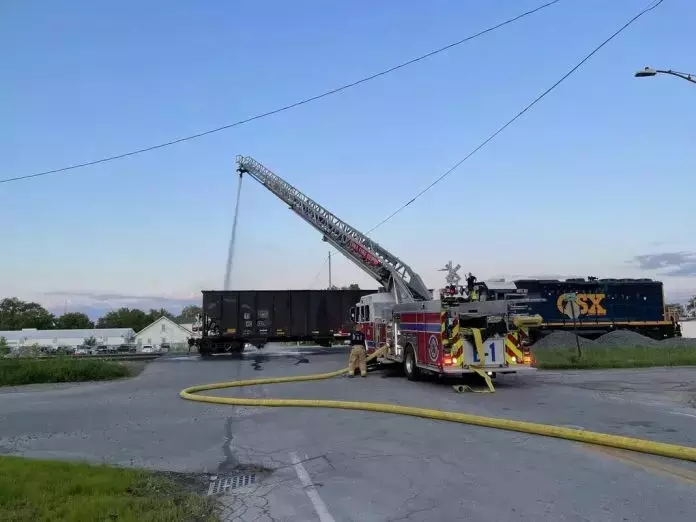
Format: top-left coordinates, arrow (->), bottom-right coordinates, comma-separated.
135,316 -> 192,352
681,318 -> 696,339
0,328 -> 135,351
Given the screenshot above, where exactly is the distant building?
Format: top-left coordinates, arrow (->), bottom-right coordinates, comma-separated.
0,328 -> 135,351
681,318 -> 696,339
135,316 -> 192,352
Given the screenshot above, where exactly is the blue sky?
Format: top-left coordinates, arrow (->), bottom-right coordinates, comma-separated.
2,0 -> 695,315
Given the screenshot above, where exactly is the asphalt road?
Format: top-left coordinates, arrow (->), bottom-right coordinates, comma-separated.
1,345 -> 696,521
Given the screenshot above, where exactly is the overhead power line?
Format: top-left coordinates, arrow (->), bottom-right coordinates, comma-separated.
365,0 -> 665,235
1,0 -> 562,185
312,0 -> 665,283
307,256 -> 330,288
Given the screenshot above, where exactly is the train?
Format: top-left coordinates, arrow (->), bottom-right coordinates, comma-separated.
511,277 -> 680,340
192,289 -> 376,355
191,278 -> 680,355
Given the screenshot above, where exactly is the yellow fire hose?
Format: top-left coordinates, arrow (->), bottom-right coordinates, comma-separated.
180,346 -> 696,463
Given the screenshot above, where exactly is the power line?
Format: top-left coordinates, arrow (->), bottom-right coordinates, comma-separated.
365,0 -> 664,235
313,0 -> 664,281
307,255 -> 330,288
1,0 -> 562,185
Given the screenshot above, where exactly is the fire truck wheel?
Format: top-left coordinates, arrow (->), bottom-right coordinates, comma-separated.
403,346 -> 420,381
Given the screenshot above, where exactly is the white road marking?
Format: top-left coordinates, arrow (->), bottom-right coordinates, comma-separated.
290,452 -> 335,522
668,410 -> 696,419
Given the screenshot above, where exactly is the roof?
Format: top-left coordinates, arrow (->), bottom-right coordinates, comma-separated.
0,328 -> 135,342
179,323 -> 194,333
135,315 -> 193,335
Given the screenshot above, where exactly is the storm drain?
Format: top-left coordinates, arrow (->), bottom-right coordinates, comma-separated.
207,473 -> 257,495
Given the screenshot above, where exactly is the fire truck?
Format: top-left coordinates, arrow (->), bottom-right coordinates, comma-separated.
233,156 -> 543,378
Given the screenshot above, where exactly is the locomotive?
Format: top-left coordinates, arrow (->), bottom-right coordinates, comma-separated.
512,277 -> 680,340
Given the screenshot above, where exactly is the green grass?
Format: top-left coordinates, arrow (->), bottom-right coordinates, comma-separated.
533,345 -> 696,369
0,357 -> 133,386
0,456 -> 217,522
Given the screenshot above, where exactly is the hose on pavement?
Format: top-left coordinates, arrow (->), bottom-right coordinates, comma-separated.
180,347 -> 696,463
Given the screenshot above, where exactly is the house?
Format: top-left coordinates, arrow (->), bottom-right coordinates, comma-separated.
135,316 -> 192,352
0,328 -> 136,351
681,318 -> 696,339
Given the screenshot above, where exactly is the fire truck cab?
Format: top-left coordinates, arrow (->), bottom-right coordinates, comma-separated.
350,291 -> 395,353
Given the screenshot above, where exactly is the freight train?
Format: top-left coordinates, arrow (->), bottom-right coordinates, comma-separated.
191,289 -> 376,355
511,277 -> 680,341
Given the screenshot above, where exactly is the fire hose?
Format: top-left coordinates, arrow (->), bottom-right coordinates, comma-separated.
180,346 -> 696,463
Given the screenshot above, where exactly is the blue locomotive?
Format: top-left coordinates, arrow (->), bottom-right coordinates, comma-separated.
512,277 -> 680,340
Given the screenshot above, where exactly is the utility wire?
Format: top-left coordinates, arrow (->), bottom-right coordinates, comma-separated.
1,0 -> 562,185
307,255 -> 330,288
313,0 -> 665,283
366,0 -> 664,235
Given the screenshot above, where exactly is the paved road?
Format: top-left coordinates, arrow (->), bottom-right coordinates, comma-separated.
1,346 -> 696,521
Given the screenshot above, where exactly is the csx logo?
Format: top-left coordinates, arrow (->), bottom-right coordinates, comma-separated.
556,293 -> 607,317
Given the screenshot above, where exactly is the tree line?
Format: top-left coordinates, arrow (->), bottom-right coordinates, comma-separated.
0,298 -> 202,333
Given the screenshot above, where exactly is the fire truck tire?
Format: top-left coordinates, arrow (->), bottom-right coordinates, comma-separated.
180,345 -> 696,464
403,346 -> 420,381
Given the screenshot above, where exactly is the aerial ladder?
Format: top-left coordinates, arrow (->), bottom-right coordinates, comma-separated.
230,156 -> 541,380
235,156 -> 431,303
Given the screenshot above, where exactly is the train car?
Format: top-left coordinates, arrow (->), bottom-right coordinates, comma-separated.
195,289 -> 375,355
513,278 -> 679,340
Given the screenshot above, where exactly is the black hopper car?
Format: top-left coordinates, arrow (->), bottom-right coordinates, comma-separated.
193,289 -> 375,355
513,278 -> 680,341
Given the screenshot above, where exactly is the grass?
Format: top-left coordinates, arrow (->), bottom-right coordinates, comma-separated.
0,456 -> 217,522
533,345 -> 696,369
0,357 -> 134,387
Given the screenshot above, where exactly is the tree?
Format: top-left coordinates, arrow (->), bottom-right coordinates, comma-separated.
55,312 -> 94,330
96,307 -> 175,332
145,308 -> 175,325
340,284 -> 361,290
687,296 -> 696,317
176,305 -> 202,323
82,336 -> 97,348
0,298 -> 55,330
0,337 -> 9,356
96,308 -> 150,332
687,296 -> 696,311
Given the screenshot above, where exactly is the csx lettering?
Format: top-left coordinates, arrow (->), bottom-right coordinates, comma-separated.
556,293 -> 607,317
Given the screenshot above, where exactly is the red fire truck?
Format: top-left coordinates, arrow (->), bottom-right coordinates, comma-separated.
351,285 -> 541,381
234,156 -> 543,380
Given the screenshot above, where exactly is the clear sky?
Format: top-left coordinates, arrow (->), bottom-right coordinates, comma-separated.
2,0 -> 695,315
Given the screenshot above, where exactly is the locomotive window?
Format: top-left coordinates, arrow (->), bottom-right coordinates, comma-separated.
359,306 -> 365,322
365,306 -> 370,321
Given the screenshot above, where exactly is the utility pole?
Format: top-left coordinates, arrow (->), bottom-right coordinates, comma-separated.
328,251 -> 332,289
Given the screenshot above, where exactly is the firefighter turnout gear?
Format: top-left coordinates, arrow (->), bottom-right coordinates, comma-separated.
348,331 -> 367,377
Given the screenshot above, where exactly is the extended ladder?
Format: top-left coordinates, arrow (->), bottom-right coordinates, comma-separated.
236,156 -> 431,302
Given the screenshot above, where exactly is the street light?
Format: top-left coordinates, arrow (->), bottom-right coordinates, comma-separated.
634,66 -> 696,84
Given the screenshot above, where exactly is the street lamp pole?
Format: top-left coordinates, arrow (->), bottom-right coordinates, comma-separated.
634,66 -> 696,84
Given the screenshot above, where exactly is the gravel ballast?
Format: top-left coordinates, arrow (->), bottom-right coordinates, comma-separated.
530,329 -> 696,352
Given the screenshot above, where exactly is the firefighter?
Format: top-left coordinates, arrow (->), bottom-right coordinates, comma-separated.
466,272 -> 478,301
347,330 -> 367,377
466,272 -> 477,293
